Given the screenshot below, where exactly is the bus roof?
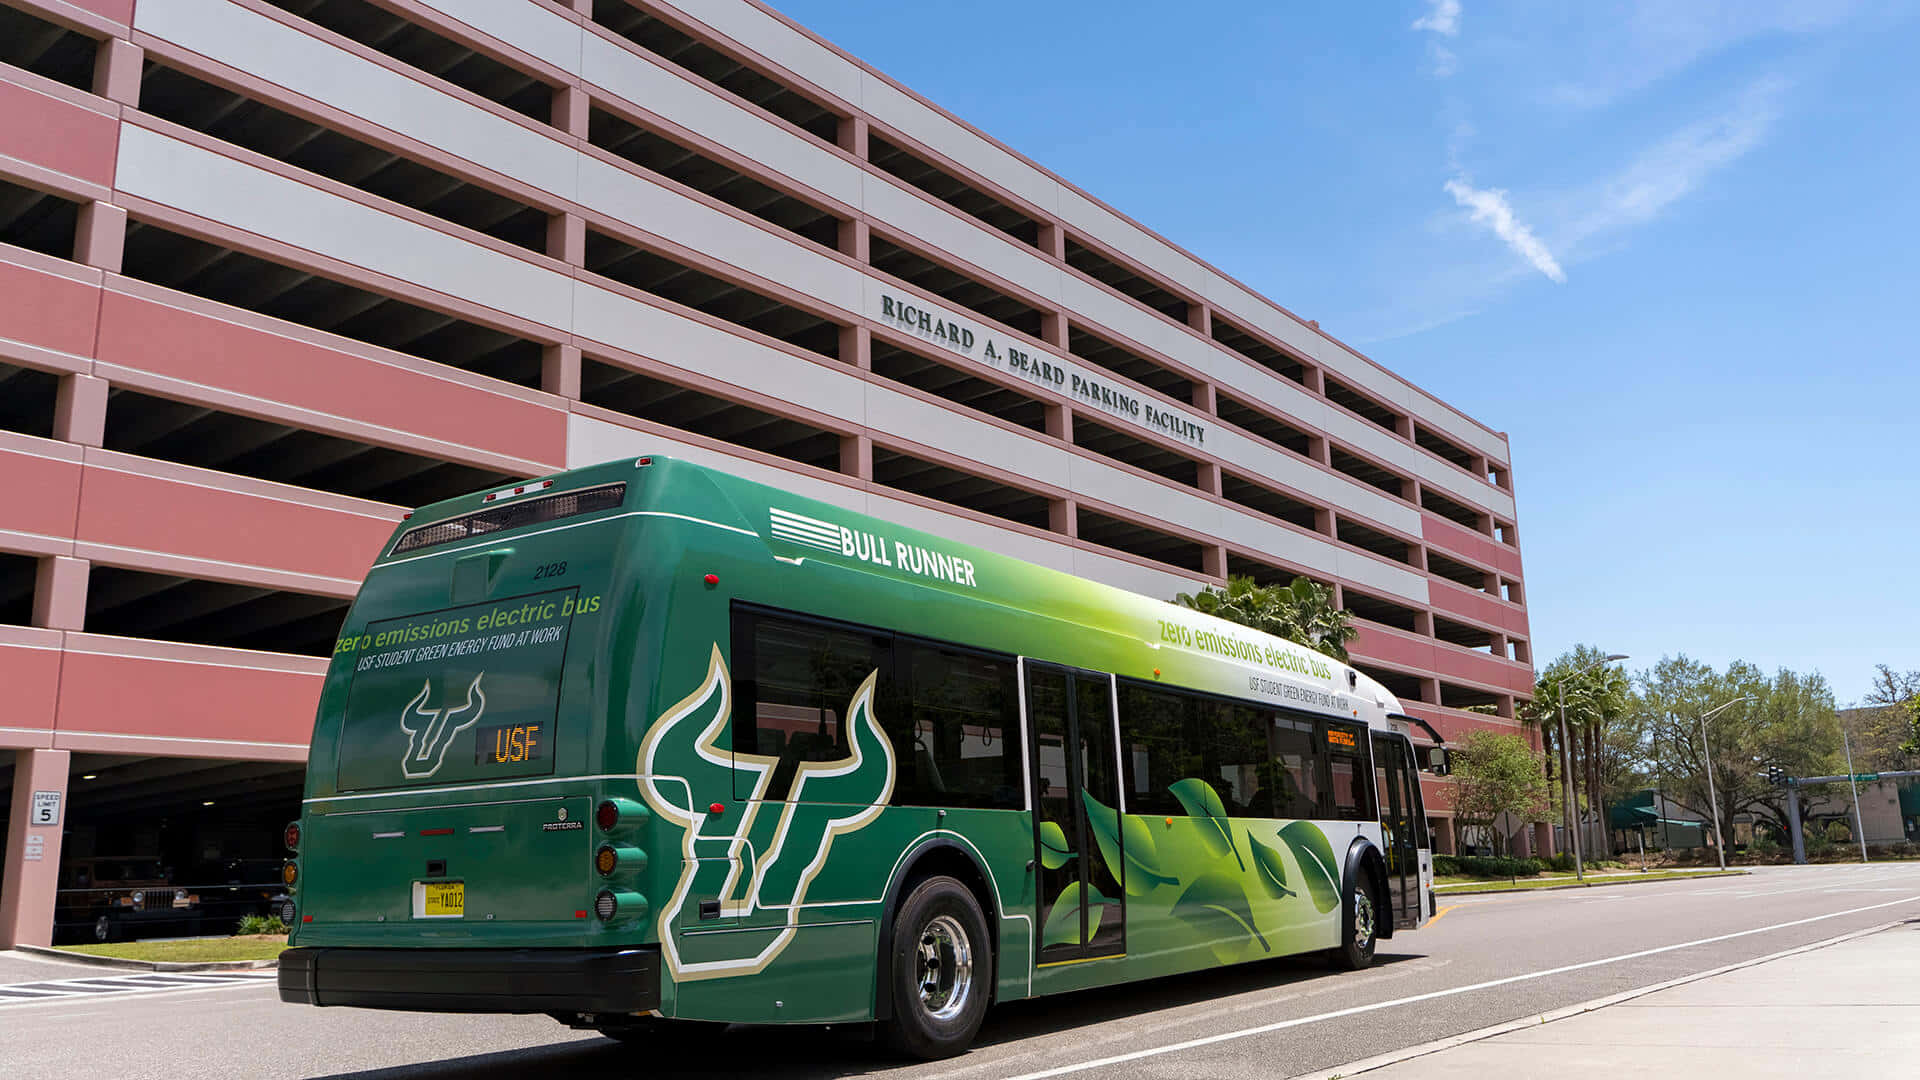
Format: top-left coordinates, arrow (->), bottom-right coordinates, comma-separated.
379,455 -> 1406,728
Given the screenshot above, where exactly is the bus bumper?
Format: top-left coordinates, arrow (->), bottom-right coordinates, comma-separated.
278,946 -> 660,1014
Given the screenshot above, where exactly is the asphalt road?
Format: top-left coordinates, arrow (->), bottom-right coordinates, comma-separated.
3,863 -> 1917,1080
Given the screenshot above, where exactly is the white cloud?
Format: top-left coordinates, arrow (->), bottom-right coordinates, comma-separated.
1413,0 -> 1462,36
1431,44 -> 1459,77
1444,178 -> 1567,283
1561,76 -> 1786,249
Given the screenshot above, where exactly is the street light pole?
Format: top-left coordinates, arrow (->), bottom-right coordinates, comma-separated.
1555,653 -> 1629,882
1697,696 -> 1754,873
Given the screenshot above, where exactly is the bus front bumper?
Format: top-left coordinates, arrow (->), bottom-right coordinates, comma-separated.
278,946 -> 660,1014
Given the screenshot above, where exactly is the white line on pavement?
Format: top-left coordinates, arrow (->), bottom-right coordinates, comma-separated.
993,892 -> 1920,1080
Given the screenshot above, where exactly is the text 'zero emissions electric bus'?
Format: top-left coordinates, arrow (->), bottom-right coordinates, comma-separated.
277,455 -> 1436,1057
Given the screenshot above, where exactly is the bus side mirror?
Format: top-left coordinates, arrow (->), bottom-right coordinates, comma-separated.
1425,747 -> 1451,776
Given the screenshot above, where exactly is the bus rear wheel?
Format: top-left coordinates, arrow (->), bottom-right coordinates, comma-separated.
884,875 -> 991,1059
1328,870 -> 1378,971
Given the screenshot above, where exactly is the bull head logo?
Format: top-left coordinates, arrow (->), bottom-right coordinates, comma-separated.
399,674 -> 486,779
637,645 -> 894,981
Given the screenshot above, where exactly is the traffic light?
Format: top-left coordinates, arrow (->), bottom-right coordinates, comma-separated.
1764,765 -> 1787,786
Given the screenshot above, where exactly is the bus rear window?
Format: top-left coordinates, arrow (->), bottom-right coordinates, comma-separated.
391,483 -> 626,555
333,588 -> 578,790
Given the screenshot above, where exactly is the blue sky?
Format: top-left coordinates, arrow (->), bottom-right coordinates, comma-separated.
775,0 -> 1919,704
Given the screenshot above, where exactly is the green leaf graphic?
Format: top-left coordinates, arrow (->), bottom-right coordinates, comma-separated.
1038,819 -> 1074,870
1278,820 -> 1342,914
1041,881 -> 1084,948
1171,867 -> 1269,954
1169,778 -> 1245,869
1247,831 -> 1295,899
1081,792 -> 1179,896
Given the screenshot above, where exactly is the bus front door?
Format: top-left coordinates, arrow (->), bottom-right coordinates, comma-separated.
1025,662 -> 1125,965
1372,732 -> 1421,930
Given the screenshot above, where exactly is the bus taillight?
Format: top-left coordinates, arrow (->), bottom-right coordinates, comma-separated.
595,845 -> 618,876
594,890 -> 617,921
283,821 -> 301,853
595,800 -> 619,831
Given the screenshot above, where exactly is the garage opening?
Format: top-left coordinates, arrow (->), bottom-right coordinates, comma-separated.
84,566 -> 349,657
0,361 -> 59,438
1,550 -> 35,626
52,753 -> 307,943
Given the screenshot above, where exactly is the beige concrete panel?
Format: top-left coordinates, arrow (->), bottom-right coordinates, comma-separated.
570,280 -> 865,422
115,125 -> 575,330
579,33 -> 862,207
1335,547 -> 1433,602
860,175 -> 1064,304
576,153 -> 864,313
665,0 -> 865,105
134,0 -> 579,198
411,0 -> 584,75
861,385 -> 1074,490
856,76 -> 1060,215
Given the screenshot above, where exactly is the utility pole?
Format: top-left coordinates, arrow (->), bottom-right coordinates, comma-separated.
1843,729 -> 1869,863
1696,697 -> 1753,873
1555,653 -> 1629,881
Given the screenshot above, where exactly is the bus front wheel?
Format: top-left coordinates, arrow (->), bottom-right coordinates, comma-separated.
884,875 -> 991,1059
1329,869 -> 1378,971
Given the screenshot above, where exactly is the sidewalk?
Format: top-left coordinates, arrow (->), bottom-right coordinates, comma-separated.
1339,917 -> 1920,1078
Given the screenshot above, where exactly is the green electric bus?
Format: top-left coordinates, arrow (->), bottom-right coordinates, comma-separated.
278,455 -> 1435,1057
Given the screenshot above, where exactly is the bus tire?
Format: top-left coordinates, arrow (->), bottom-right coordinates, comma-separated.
883,875 -> 991,1059
1329,864 -> 1378,971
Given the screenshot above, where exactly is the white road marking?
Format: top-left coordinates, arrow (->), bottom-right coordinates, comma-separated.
994,892 -> 1920,1080
0,970 -> 275,1009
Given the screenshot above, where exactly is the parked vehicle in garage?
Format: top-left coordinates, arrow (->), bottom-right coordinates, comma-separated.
55,857 -> 201,943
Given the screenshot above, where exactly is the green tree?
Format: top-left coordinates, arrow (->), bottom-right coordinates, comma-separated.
1638,656 -> 1842,851
1449,730 -> 1552,857
1523,646 -> 1639,856
1847,666 -> 1920,769
1173,575 -> 1358,662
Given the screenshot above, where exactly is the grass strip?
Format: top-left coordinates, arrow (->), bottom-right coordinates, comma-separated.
56,934 -> 288,963
1434,869 -> 1746,894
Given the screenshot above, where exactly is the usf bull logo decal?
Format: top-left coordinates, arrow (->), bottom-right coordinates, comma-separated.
638,645 -> 894,981
399,674 -> 485,779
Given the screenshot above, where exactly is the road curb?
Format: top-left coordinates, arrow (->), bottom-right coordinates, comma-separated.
1287,917 -> 1903,1080
12,943 -> 279,972
1435,869 -> 1747,896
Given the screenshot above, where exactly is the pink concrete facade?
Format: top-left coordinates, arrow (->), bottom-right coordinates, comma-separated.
0,0 -> 1536,943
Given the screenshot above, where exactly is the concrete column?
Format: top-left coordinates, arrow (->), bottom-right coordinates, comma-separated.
547,213 -> 585,266
1496,694 -> 1515,720
33,556 -> 88,632
565,0 -> 593,14
541,344 -> 581,400
1301,366 -> 1325,395
1,749 -> 72,948
1187,302 -> 1211,337
838,433 -> 871,480
1309,436 -> 1330,466
1313,506 -> 1333,536
839,324 -> 870,368
1040,310 -> 1068,348
1196,461 -> 1221,497
836,115 -> 868,158
1046,403 -> 1072,444
1189,381 -> 1216,414
1421,677 -> 1441,705
838,218 -> 869,262
1394,414 -> 1415,440
551,84 -> 589,137
74,201 -> 126,272
1202,544 -> 1228,580
1049,497 -> 1076,537
1037,221 -> 1066,261
54,373 -> 108,448
1413,610 -> 1435,638
93,38 -> 142,107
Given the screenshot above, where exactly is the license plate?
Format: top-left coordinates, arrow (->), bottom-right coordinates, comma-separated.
414,881 -> 464,919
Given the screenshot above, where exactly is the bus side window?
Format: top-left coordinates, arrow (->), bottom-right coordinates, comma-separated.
1196,699 -> 1274,818
891,640 -> 1021,809
1269,715 -> 1320,819
1119,682 -> 1191,817
732,611 -> 892,801
1321,721 -> 1375,821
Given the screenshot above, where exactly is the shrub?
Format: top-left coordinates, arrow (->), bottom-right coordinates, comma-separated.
1434,854 -> 1543,879
235,914 -> 289,936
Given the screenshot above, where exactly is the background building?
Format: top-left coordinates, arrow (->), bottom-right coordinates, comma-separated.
1,0 -> 1534,945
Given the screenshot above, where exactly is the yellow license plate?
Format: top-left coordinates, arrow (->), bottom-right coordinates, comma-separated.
418,881 -> 464,918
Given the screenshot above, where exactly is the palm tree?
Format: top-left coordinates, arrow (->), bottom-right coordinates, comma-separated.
1174,575 -> 1358,662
